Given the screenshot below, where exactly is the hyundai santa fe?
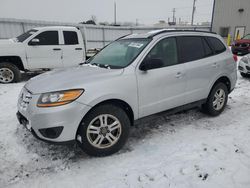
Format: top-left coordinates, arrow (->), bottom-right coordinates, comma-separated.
17,30 -> 237,156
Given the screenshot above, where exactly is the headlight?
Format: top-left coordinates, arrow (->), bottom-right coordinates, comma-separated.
37,89 -> 84,107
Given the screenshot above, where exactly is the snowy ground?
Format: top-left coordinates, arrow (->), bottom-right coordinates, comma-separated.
1,69 -> 250,188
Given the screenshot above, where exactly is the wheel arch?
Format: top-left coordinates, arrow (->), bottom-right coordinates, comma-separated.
208,76 -> 231,98
79,99 -> 135,129
0,56 -> 25,71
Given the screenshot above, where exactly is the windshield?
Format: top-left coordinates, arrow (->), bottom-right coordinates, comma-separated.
16,29 -> 38,42
243,34 -> 250,40
87,38 -> 151,69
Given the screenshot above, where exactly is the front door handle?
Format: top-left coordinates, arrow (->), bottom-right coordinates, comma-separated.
53,48 -> 62,51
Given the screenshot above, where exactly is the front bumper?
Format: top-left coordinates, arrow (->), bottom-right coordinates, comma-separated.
238,60 -> 250,74
17,88 -> 92,143
232,46 -> 250,55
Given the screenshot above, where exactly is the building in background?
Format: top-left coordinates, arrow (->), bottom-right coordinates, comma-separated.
212,0 -> 250,40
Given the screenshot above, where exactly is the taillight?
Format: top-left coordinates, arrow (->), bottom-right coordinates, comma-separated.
233,54 -> 238,62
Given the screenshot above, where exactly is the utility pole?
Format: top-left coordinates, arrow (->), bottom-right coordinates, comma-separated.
172,8 -> 176,23
114,2 -> 117,25
191,0 -> 197,25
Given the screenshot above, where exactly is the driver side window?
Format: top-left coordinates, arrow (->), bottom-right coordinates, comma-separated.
29,31 -> 59,45
144,37 -> 178,69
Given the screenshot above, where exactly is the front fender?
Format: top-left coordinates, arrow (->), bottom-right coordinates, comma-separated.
77,93 -> 139,120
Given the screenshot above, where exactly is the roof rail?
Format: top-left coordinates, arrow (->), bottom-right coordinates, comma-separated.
148,29 -> 216,38
115,33 -> 133,41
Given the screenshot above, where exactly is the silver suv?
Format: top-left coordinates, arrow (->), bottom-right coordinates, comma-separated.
17,30 -> 237,156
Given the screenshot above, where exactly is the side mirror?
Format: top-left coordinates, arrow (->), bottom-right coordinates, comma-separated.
139,58 -> 164,71
29,38 -> 40,45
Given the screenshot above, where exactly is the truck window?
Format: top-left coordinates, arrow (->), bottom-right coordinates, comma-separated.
63,31 -> 79,45
32,31 -> 59,45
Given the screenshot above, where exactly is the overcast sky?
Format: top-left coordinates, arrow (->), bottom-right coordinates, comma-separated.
0,0 -> 214,25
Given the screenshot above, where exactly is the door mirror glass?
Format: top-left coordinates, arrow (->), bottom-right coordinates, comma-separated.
29,38 -> 40,45
140,58 -> 164,71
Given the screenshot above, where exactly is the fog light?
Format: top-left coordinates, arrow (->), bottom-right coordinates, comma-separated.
39,126 -> 63,139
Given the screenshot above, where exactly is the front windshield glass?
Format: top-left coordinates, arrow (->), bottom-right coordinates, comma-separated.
88,38 -> 151,68
243,34 -> 250,40
16,29 -> 38,42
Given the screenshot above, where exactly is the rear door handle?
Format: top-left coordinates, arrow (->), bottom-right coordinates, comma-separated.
75,48 -> 83,50
212,62 -> 218,67
175,72 -> 182,78
53,48 -> 61,51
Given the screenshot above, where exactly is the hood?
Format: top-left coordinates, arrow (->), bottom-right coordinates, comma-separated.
0,39 -> 15,45
235,39 -> 250,44
25,65 -> 124,94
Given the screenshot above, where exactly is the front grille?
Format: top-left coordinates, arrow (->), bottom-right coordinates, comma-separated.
235,43 -> 249,48
238,66 -> 244,71
19,88 -> 32,110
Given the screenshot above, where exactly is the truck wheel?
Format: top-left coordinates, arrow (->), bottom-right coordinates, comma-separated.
202,83 -> 228,116
77,104 -> 130,157
0,63 -> 21,83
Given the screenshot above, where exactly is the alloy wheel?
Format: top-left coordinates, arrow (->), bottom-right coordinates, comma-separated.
212,88 -> 226,111
86,114 -> 122,149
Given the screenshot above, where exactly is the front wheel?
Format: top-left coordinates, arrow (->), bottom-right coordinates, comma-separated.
0,63 -> 21,83
202,83 -> 228,116
77,104 -> 131,156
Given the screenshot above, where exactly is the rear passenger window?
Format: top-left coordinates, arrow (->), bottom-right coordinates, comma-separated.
63,31 -> 79,45
202,38 -> 213,57
177,36 -> 204,63
206,37 -> 226,54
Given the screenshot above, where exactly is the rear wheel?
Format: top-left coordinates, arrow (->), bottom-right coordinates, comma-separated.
202,83 -> 228,116
77,104 -> 131,156
0,63 -> 21,83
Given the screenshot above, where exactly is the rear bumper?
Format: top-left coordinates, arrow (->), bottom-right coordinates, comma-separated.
238,61 -> 250,74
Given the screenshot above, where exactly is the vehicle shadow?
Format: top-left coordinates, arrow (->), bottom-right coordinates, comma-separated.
21,72 -> 40,82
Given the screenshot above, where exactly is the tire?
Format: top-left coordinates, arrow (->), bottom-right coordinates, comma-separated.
241,72 -> 250,78
77,104 -> 131,157
202,82 -> 228,116
0,63 -> 21,83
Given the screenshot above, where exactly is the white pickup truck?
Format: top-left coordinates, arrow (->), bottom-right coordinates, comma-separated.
0,26 -> 87,83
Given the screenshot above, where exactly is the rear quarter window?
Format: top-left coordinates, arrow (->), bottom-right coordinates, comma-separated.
206,37 -> 226,54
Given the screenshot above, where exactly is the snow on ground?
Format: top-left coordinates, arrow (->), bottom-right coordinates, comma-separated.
1,71 -> 250,188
